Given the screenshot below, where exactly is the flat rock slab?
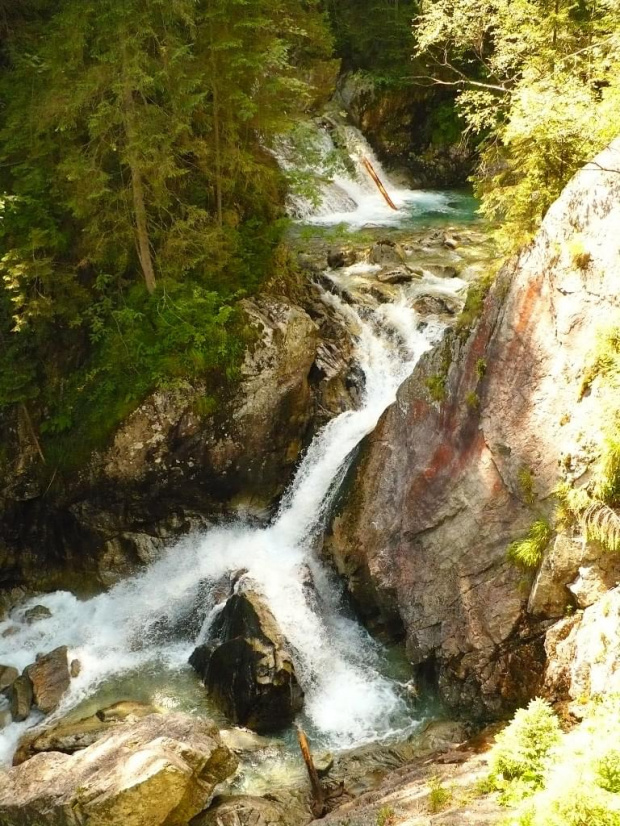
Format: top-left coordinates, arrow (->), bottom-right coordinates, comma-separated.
0,713 -> 238,826
13,701 -> 162,765
193,795 -> 291,826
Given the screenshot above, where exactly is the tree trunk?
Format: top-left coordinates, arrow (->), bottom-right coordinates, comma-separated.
122,52 -> 156,294
208,10 -> 223,227
296,726 -> 326,818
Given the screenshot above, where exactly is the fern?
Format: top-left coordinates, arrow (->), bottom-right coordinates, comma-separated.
583,502 -> 620,553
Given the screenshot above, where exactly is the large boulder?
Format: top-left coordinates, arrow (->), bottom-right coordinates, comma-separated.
25,646 -> 70,714
0,713 -> 238,826
325,139 -> 620,718
190,579 -> 304,733
369,240 -> 406,266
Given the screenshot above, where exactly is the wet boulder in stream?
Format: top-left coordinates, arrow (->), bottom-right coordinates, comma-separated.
190,579 -> 304,733
25,645 -> 71,714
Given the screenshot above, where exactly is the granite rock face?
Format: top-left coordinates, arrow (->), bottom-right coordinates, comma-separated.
326,140 -> 620,717
528,533 -> 620,617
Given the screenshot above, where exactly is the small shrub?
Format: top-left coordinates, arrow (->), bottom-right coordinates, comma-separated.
515,784 -> 620,826
425,374 -> 446,402
428,775 -> 452,813
488,698 -> 561,794
568,237 -> 592,271
507,520 -> 553,569
476,357 -> 487,380
466,391 -> 480,410
595,750 -> 620,793
376,805 -> 395,826
518,467 -> 536,505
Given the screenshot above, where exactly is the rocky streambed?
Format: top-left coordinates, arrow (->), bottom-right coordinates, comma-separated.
0,179 -> 498,825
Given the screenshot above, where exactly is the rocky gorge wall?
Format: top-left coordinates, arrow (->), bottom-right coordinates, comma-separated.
325,139 -> 620,718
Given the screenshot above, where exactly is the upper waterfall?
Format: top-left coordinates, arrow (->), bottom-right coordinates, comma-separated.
280,120 -> 457,227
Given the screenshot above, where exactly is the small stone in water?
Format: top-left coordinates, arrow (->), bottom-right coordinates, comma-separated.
24,605 -> 52,624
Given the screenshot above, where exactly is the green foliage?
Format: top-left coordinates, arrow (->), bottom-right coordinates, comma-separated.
0,0 -> 333,468
518,467 -> 537,505
465,391 -> 479,410
425,375 -> 447,403
507,520 -> 553,569
455,272 -> 494,339
499,697 -> 620,826
428,775 -> 452,812
580,326 -> 620,402
476,358 -> 487,380
416,0 -> 620,248
327,0 -> 419,85
488,698 -> 561,797
568,237 -> 592,271
376,806 -> 395,826
596,752 -> 620,794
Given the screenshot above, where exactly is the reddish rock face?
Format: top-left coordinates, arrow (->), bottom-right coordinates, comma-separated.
326,140 -> 620,718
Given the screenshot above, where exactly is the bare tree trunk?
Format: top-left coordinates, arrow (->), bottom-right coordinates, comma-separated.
122,51 -> 156,294
212,80 -> 223,227
208,10 -> 223,227
296,726 -> 326,818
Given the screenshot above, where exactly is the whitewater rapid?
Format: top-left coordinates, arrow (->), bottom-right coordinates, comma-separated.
0,284 -> 453,765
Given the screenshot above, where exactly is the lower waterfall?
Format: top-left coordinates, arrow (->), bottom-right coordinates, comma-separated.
0,280 -> 455,765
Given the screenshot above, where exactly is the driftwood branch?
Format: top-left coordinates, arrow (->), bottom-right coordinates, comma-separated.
296,726 -> 327,818
362,157 -> 398,210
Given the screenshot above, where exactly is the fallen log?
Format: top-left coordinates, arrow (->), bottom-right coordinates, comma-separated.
296,725 -> 327,818
362,157 -> 398,211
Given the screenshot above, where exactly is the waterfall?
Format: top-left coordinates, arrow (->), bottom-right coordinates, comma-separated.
0,279 -> 455,765
281,121 -> 456,227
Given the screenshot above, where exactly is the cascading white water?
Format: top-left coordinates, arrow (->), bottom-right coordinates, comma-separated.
0,283 -> 451,766
283,121 -> 456,227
